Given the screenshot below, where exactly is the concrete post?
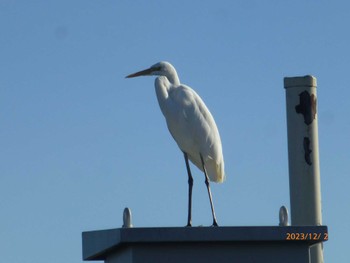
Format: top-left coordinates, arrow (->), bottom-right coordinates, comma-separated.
284,76 -> 323,263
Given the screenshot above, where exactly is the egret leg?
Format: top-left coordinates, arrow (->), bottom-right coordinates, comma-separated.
200,154 -> 219,227
184,152 -> 193,227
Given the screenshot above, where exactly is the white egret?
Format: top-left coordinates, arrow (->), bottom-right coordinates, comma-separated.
126,61 -> 225,226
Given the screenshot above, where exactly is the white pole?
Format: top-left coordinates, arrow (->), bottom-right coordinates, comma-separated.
284,76 -> 323,263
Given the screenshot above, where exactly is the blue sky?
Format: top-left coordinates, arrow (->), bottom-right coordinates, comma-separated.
1,1 -> 349,262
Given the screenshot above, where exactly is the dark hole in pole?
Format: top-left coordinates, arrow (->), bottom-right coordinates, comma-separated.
295,91 -> 317,125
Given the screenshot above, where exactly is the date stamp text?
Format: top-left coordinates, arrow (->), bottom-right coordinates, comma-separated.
286,232 -> 328,241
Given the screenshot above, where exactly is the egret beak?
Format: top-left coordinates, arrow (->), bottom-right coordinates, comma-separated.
125,67 -> 155,78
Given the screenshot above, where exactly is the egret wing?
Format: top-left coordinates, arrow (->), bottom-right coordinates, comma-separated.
166,85 -> 225,182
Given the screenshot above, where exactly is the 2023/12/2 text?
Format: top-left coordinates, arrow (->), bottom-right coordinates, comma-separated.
286,232 -> 328,241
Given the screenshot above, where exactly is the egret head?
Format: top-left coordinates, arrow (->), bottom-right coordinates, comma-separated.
126,61 -> 178,84
148,61 -> 175,76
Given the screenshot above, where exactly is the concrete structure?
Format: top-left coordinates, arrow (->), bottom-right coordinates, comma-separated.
82,226 -> 328,263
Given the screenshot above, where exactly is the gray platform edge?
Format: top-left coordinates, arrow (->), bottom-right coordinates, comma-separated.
82,226 -> 328,260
